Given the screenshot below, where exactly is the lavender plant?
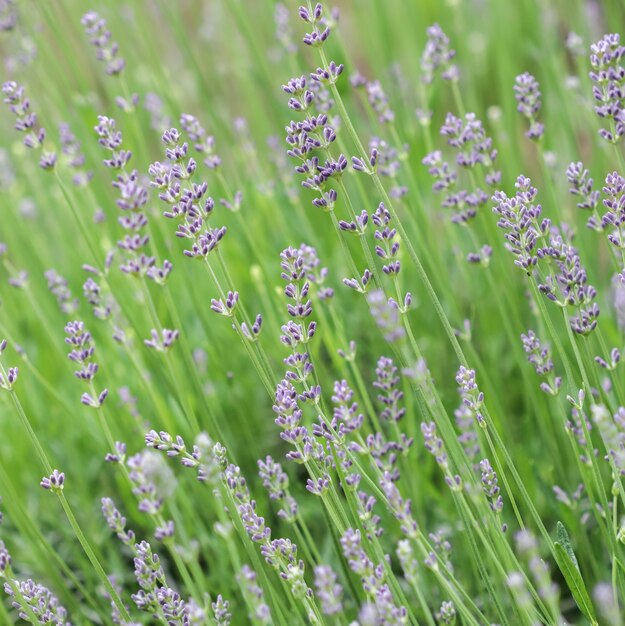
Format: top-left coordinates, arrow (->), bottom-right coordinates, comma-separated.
1,1 -> 625,624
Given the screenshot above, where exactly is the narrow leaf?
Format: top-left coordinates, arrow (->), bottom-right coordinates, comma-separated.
554,533 -> 597,625
556,521 -> 578,570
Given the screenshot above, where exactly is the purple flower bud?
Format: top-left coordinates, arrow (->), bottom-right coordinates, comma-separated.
40,469 -> 65,492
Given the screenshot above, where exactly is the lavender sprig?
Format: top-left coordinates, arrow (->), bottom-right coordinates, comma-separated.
521,330 -> 562,395
514,72 -> 544,141
479,458 -> 504,515
45,269 -> 79,314
420,23 -> 458,84
492,175 -> 550,271
0,339 -> 18,392
64,320 -> 109,408
237,565 -> 270,624
566,162 -> 599,214
299,3 -> 331,48
313,565 -> 343,615
59,122 -> 93,186
81,11 -> 125,76
589,34 -> 625,144
2,81 -> 56,170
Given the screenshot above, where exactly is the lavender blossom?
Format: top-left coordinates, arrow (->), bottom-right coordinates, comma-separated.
427,529 -> 454,573
600,171 -> 625,248
514,72 -> 544,140
0,0 -> 16,31
422,422 -> 448,469
299,3 -> 331,48
94,116 -> 162,280
280,246 -> 318,394
258,456 -> 298,523
456,365 -> 485,427
237,565 -> 270,623
144,328 -> 180,351
343,268 -> 373,293
380,472 -> 417,538
314,565 -> 343,615
2,81 -> 56,169
64,320 -> 109,407
331,379 -> 364,435
102,497 -> 136,546
420,24 -> 458,84
589,34 -> 625,143
211,595 -> 231,625
8,269 -> 28,289
40,469 -> 65,492
369,137 -> 407,198
59,122 -> 93,186
440,112 -> 499,176
0,541 -> 10,575
492,175 -> 550,271
367,290 -> 406,342
144,92 -> 172,132
537,228 -> 599,335
479,458 -> 504,513
364,430 -> 411,481
179,114 -> 221,167
150,128 -> 229,264
45,269 -> 79,314
373,202 -> 401,277
126,450 -> 177,516
83,276 -> 115,323
521,330 -> 562,395
81,11 -> 125,75
566,162 -> 599,213
396,540 -> 419,585
514,530 -> 559,609
339,527 -> 405,621
352,75 -> 394,123
131,540 -> 166,612
0,339 -> 18,391
274,3 -> 297,55
373,357 -> 406,423
283,69 -> 346,209
425,113 -> 499,257
298,243 -> 334,300
261,537 -> 310,601
436,601 -> 457,625
4,578 -> 71,624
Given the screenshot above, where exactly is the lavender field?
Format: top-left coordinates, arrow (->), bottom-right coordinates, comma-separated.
1,0 -> 625,623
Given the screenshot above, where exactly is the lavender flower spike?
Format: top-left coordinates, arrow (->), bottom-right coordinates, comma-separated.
566,162 -> 599,213
2,81 -> 56,169
514,72 -> 544,140
211,594 -> 232,626
65,320 -> 109,408
81,11 -> 125,76
589,34 -> 625,143
420,23 -> 458,84
4,577 -> 72,624
144,328 -> 180,352
521,330 -> 562,396
479,458 -> 504,513
314,565 -> 343,615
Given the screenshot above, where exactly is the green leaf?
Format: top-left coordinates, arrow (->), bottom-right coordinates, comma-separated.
556,521 -> 579,570
554,522 -> 597,625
